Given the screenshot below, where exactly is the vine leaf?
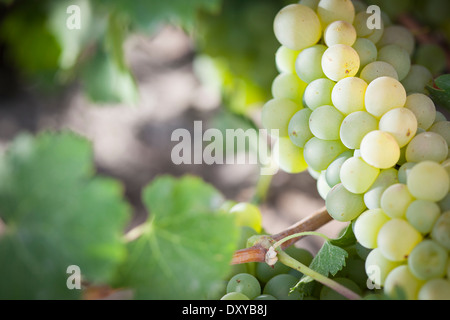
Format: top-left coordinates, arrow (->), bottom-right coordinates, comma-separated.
428,74 -> 450,110
115,175 -> 240,300
0,131 -> 131,299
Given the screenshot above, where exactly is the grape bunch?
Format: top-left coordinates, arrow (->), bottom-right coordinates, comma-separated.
262,0 -> 450,300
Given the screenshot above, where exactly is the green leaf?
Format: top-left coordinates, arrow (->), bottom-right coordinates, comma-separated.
427,74 -> 450,110
115,175 -> 239,300
0,131 -> 131,299
330,223 -> 356,248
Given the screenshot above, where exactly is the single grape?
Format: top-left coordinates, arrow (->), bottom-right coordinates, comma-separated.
263,274 -> 301,300
271,72 -> 307,104
273,137 -> 308,174
397,162 -> 415,184
364,76 -> 406,119
364,168 -> 399,210
324,20 -> 357,47
326,183 -> 367,222
377,219 -> 423,262
285,246 -> 314,278
309,105 -> 344,140
353,11 -> 384,44
404,93 -> 436,130
360,130 -> 400,169
354,208 -> 391,249
331,77 -> 368,115
377,25 -> 415,56
418,279 -> 450,300
352,38 -> 377,69
221,292 -> 250,300
321,44 -> 360,82
405,132 -> 448,163
319,278 -> 362,300
303,137 -> 348,172
407,161 -> 449,202
288,109 -> 313,148
360,61 -> 398,84
384,265 -> 425,300
408,240 -> 448,281
227,273 -> 261,300
295,45 -> 327,83
340,156 -> 380,194
366,248 -> 403,288
262,98 -> 302,137
431,211 -> 450,250
303,78 -> 335,111
401,64 -> 434,95
273,4 -> 322,51
229,202 -> 263,233
379,108 -> 418,148
428,121 -> 450,149
275,46 -> 300,74
325,150 -> 353,188
317,171 -> 332,200
377,44 -> 411,81
317,0 -> 355,27
380,183 -> 415,219
406,200 -> 441,234
340,111 -> 379,149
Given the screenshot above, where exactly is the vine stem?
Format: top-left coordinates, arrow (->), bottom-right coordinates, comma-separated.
231,206 -> 332,265
276,251 -> 362,301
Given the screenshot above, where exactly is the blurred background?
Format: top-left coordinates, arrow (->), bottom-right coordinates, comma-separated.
0,0 -> 449,254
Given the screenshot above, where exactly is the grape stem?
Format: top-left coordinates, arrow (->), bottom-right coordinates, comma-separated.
276,250 -> 362,301
231,206 -> 332,265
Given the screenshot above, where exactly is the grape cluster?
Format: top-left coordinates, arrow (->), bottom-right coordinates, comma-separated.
263,0 -> 450,300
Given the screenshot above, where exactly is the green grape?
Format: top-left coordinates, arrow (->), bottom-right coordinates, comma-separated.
360,61 -> 398,83
317,0 -> 355,27
255,262 -> 290,284
353,11 -> 384,44
364,168 -> 399,210
263,274 -> 301,300
336,257 -> 368,289
331,77 -> 368,115
408,240 -> 448,281
308,167 -> 321,180
288,109 -> 313,148
364,76 -> 406,119
401,64 -> 434,95
275,45 -> 301,74
340,156 -> 380,194
379,108 -> 418,148
434,111 -> 447,123
431,211 -> 450,250
352,38 -> 378,69
418,279 -> 450,300
221,292 -> 250,300
324,20 -> 357,47
406,132 -> 448,163
354,208 -> 391,249
377,25 -> 415,56
321,44 -> 360,82
414,43 -> 447,76
236,226 -> 259,250
262,98 -> 302,137
366,248 -> 403,288
303,137 -> 348,171
295,44 -> 327,83
298,0 -> 320,10
404,93 -> 436,130
273,4 -> 322,51
438,193 -> 450,212
351,0 -> 367,12
407,161 -> 449,202
325,150 -> 354,187
380,183 -> 415,219
406,200 -> 441,234
309,105 -> 344,140
285,246 -> 314,278
377,44 -> 411,81
377,219 -> 423,262
317,171 -> 332,200
340,111 -> 379,149
227,273 -> 261,300
271,72 -> 307,104
229,202 -> 263,233
319,278 -> 362,300
273,137 -> 308,174
384,265 -> 425,300
428,121 -> 450,150
360,130 -> 400,169
253,294 -> 277,300
303,78 -> 335,111
326,183 -> 367,222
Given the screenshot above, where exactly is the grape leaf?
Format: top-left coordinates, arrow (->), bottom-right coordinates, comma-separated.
428,74 -> 450,110
0,131 -> 131,299
115,175 -> 239,300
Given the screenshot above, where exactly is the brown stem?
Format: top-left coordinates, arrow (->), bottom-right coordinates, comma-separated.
231,206 -> 332,265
